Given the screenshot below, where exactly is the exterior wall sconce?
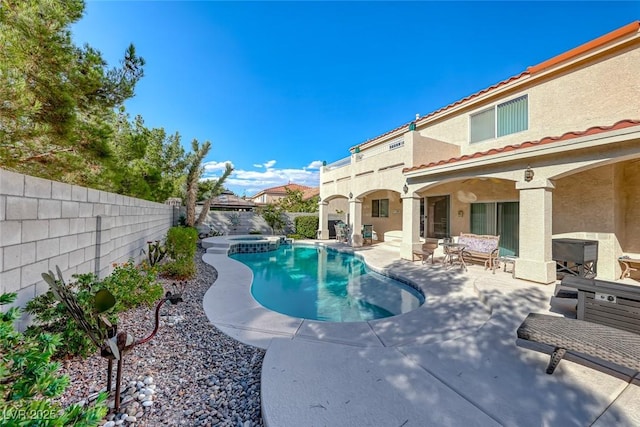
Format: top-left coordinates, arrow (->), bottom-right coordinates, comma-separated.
409,122 -> 416,131
354,147 -> 360,153
524,165 -> 534,182
348,192 -> 353,199
403,183 -> 408,194
458,210 -> 464,218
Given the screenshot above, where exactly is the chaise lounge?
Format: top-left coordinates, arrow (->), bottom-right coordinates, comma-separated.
517,276 -> 640,375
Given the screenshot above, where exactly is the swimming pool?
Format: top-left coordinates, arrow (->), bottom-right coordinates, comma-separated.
230,245 -> 424,322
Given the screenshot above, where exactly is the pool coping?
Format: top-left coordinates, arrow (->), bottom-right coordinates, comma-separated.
201,237 -> 492,349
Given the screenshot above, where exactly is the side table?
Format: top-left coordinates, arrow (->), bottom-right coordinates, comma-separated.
499,255 -> 518,278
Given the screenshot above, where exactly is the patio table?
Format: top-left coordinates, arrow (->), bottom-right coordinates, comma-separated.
440,242 -> 467,271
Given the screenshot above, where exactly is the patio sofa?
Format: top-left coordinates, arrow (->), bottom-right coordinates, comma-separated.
517,276 -> 640,375
457,233 -> 500,273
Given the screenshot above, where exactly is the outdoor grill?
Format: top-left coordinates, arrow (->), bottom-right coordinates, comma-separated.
552,238 -> 598,278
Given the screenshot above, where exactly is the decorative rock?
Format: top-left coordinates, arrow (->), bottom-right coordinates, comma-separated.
144,377 -> 153,385
103,422 -> 115,427
142,400 -> 153,407
114,419 -> 124,426
125,416 -> 137,422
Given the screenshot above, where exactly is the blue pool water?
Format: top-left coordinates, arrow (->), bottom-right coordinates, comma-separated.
230,245 -> 424,322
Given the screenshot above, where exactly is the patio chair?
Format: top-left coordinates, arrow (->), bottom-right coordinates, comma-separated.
362,224 -> 374,245
413,238 -> 439,264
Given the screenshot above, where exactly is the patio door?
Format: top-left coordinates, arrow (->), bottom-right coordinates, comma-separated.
470,201 -> 519,255
426,195 -> 450,238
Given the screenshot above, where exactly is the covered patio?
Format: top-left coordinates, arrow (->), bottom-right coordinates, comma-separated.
202,240 -> 640,426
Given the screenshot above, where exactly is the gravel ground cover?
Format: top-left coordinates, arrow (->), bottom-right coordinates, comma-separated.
58,245 -> 265,427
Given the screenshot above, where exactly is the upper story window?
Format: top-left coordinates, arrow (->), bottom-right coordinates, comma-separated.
372,199 -> 389,217
470,95 -> 528,143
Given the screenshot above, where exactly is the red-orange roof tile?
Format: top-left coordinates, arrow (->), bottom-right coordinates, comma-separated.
528,21 -> 640,74
354,21 -> 639,152
403,120 -> 640,173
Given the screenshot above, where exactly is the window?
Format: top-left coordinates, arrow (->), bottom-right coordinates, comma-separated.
470,95 -> 528,143
372,199 -> 389,218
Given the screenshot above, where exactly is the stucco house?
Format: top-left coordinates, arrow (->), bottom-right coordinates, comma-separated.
318,21 -> 640,284
249,183 -> 316,205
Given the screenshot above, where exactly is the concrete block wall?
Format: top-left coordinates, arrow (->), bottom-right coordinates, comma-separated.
0,169 -> 176,316
202,211 -> 319,235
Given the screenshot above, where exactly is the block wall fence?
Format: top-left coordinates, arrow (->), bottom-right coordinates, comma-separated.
0,168 -> 177,319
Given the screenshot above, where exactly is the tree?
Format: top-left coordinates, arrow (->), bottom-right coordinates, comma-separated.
278,188 -> 319,213
184,139 -> 211,227
0,0 -> 145,187
107,111 -> 187,202
260,204 -> 286,235
195,163 -> 234,226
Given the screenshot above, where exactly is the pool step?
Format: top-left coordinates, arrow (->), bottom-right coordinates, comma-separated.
206,247 -> 229,254
202,239 -> 229,250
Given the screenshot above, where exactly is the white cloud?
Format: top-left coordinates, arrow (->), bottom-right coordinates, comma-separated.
305,160 -> 323,170
222,159 -> 323,196
263,160 -> 277,168
203,160 -> 234,172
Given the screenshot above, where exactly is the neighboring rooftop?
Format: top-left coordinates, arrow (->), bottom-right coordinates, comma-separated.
249,183 -> 318,203
201,191 -> 257,211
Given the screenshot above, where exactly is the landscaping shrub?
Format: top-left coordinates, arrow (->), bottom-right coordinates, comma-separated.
101,261 -> 164,312
295,216 -> 319,239
26,262 -> 162,358
26,273 -> 114,358
2,292 -> 108,425
162,226 -> 198,279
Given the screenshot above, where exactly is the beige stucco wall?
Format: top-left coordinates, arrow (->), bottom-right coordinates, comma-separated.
419,180 -> 519,237
413,46 -> 640,157
359,190 -> 402,241
552,161 -> 640,280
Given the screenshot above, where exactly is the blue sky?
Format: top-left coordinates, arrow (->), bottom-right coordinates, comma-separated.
72,1 -> 638,196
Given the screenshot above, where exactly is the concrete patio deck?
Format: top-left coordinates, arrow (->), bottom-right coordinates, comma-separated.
201,239 -> 640,427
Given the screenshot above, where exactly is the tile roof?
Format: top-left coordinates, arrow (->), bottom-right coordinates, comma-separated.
353,21 -> 640,152
250,183 -> 313,199
403,120 -> 640,173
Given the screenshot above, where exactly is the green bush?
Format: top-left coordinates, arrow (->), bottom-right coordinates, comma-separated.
2,293 -> 108,426
162,226 -> 198,279
101,261 -> 164,312
165,226 -> 198,262
286,233 -> 305,240
160,259 -> 195,280
26,273 -> 114,358
295,216 -> 319,239
26,262 -> 162,358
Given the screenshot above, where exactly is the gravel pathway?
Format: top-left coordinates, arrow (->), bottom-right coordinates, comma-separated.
59,246 -> 265,426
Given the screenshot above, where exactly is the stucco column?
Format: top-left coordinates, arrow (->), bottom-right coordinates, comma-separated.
349,198 -> 363,247
400,194 -> 422,260
318,200 -> 329,239
515,179 -> 556,284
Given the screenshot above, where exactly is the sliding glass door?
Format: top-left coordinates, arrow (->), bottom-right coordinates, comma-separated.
426,195 -> 450,238
470,201 -> 519,256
